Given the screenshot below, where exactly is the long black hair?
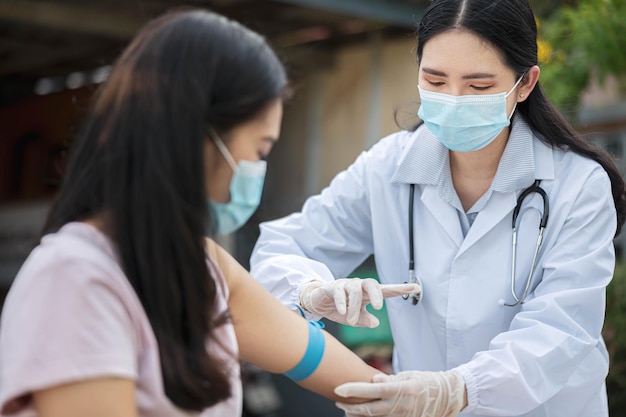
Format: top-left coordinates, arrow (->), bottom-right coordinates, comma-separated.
415,0 -> 626,236
43,9 -> 288,411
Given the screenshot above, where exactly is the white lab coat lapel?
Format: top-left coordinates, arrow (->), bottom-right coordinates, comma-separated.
457,191 -> 517,257
421,185 -> 464,248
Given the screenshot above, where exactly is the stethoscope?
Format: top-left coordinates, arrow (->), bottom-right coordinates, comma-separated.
403,180 -> 549,307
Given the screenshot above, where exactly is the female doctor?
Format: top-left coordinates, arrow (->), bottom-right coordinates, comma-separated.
250,0 -> 626,416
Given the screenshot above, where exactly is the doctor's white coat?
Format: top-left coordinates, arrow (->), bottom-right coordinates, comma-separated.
250,117 -> 615,417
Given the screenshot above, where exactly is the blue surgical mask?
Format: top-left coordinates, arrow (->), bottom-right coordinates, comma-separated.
417,76 -> 523,152
208,132 -> 266,236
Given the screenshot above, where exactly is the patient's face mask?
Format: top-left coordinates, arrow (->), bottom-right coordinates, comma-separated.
208,133 -> 266,236
417,76 -> 524,152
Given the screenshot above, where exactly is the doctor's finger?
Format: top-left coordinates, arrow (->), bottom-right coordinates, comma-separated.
336,399 -> 394,416
332,285 -> 348,315
362,278 -> 383,310
345,281 -> 364,326
355,307 -> 380,328
372,373 -> 391,383
334,381 -> 399,399
336,403 -> 371,417
343,412 -> 368,417
380,283 -> 421,299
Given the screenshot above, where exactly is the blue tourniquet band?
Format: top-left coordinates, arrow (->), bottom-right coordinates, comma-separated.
284,320 -> 326,381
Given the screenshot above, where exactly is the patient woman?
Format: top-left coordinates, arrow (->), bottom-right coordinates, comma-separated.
0,9 -> 417,416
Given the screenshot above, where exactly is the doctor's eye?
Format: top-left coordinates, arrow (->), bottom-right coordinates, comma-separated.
470,85 -> 492,91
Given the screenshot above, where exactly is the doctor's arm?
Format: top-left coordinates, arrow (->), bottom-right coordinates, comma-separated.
210,240 -> 381,402
250,139 -> 419,326
251,149 -> 375,307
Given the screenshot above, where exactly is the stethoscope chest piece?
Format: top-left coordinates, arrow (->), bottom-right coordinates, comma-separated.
402,269 -> 422,305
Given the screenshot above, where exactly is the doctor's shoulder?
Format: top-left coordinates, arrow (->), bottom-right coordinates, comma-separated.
364,129 -> 419,167
546,146 -> 615,225
551,143 -> 613,186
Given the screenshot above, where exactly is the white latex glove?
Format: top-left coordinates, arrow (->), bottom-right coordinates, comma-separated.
334,370 -> 466,417
299,278 -> 421,327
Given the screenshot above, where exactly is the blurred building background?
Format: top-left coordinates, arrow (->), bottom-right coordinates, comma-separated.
0,0 -> 625,415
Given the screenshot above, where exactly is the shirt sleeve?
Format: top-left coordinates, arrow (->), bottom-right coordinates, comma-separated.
0,248 -> 138,413
454,167 -> 616,415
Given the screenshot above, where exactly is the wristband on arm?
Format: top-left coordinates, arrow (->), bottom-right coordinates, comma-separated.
283,320 -> 326,381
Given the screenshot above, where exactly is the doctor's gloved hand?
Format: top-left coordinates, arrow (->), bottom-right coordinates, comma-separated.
334,370 -> 466,417
299,278 -> 420,327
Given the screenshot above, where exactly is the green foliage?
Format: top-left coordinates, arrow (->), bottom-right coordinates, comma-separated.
529,0 -> 567,18
605,262 -> 626,414
539,0 -> 626,116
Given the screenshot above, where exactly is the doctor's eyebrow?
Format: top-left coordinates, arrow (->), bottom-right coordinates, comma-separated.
462,72 -> 497,80
422,67 -> 497,79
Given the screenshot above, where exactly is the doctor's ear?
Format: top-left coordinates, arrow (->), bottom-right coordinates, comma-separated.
517,65 -> 540,102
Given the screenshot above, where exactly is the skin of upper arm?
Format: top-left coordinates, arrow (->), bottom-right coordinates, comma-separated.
206,239 -> 380,402
33,377 -> 137,417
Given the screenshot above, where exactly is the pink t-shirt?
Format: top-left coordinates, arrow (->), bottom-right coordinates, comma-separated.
0,222 -> 241,416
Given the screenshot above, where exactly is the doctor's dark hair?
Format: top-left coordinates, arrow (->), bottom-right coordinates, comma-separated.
415,0 -> 626,236
43,9 -> 288,411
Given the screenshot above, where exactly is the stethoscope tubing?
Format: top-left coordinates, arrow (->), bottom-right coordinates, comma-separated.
505,180 -> 549,306
403,183 -> 422,305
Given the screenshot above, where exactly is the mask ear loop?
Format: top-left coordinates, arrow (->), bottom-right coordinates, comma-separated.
505,74 -> 526,98
207,126 -> 238,172
505,74 -> 526,119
